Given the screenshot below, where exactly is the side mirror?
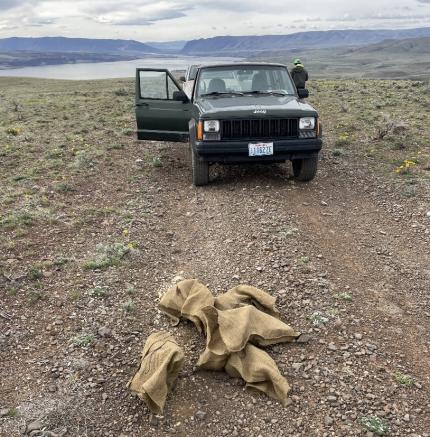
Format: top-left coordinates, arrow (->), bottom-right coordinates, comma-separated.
173,90 -> 189,102
179,75 -> 186,82
297,88 -> 309,99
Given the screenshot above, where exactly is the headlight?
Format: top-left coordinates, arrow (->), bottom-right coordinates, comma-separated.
299,117 -> 315,130
204,120 -> 220,132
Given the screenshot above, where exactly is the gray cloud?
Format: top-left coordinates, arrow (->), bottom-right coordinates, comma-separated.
0,0 -> 25,10
0,0 -> 429,41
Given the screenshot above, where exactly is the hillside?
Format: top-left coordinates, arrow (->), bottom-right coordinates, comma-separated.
251,37 -> 430,80
182,27 -> 430,55
147,40 -> 188,52
0,37 -> 160,55
346,36 -> 430,55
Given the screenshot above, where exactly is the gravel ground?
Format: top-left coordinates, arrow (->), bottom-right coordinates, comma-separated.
1,78 -> 429,437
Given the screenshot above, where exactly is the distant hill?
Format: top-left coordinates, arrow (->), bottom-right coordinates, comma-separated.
182,28 -> 430,55
147,40 -> 187,52
251,36 -> 430,80
0,37 -> 160,55
344,36 -> 430,56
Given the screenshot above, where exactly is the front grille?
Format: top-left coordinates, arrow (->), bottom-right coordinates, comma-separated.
221,118 -> 298,140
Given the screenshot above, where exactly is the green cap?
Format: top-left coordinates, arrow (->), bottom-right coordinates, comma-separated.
294,58 -> 302,65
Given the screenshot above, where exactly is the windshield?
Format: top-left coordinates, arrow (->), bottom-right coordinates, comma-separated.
196,65 -> 295,98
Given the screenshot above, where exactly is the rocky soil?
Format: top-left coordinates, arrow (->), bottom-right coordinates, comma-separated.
0,78 -> 429,436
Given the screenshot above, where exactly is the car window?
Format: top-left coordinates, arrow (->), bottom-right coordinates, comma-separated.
196,66 -> 295,97
188,65 -> 199,81
139,70 -> 180,100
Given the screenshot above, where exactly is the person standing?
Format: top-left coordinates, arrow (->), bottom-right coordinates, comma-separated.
290,59 -> 309,90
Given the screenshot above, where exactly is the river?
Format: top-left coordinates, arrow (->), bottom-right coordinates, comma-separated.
0,56 -> 239,80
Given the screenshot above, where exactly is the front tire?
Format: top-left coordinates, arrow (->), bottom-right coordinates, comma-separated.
292,156 -> 318,182
191,144 -> 209,186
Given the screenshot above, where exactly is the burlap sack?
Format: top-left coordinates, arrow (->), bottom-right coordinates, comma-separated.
225,344 -> 291,406
214,284 -> 280,318
159,279 -> 214,332
197,305 -> 299,369
127,331 -> 184,414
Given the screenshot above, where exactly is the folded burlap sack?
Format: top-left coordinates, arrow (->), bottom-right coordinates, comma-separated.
159,279 -> 214,332
226,344 -> 291,406
197,305 -> 299,369
127,331 -> 184,414
214,284 -> 280,318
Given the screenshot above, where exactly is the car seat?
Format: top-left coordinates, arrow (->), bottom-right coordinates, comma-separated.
207,78 -> 227,94
251,73 -> 269,91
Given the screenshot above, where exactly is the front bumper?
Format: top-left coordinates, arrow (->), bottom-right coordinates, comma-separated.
195,138 -> 322,163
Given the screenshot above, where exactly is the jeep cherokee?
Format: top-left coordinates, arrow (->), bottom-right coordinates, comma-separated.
135,63 -> 322,185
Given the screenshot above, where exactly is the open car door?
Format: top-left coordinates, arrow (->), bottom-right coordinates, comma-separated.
135,68 -> 192,142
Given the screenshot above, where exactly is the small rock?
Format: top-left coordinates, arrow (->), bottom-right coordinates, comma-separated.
403,413 -> 410,422
195,410 -> 207,421
0,408 -> 11,417
296,333 -> 311,343
98,327 -> 112,337
354,333 -> 363,340
321,201 -> 328,206
26,421 -> 43,433
328,342 -> 337,351
324,416 -> 334,426
292,363 -> 302,371
327,396 -> 337,403
149,414 -> 159,427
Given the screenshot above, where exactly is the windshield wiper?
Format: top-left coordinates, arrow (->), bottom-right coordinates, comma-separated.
244,90 -> 290,97
200,91 -> 244,97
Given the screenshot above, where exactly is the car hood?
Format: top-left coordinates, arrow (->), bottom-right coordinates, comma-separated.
194,95 -> 318,119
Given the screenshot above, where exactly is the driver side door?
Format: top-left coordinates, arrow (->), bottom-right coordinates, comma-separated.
135,68 -> 192,142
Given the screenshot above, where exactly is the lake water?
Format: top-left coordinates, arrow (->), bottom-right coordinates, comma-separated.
0,56 -> 239,80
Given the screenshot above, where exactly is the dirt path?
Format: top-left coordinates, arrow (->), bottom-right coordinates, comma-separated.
123,144 -> 430,436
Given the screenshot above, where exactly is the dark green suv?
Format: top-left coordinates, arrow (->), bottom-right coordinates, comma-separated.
135,63 -> 322,185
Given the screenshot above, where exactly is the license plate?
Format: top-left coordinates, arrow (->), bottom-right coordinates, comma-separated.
248,142 -> 274,157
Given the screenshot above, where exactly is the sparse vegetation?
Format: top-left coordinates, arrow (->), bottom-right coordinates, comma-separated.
393,371 -> 415,386
360,415 -> 389,436
122,299 -> 136,313
6,127 -> 22,136
335,292 -> 353,301
28,266 -> 43,280
83,242 -> 130,270
299,256 -> 310,264
3,408 -> 19,418
28,290 -> 47,304
309,312 -> 329,326
71,332 -> 95,347
88,285 -> 109,298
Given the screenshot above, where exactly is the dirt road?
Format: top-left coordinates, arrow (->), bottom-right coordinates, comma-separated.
1,78 -> 429,436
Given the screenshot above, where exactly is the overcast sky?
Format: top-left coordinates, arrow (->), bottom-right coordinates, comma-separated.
0,0 -> 429,42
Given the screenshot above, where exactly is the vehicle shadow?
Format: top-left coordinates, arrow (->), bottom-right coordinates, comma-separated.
210,162 -> 293,187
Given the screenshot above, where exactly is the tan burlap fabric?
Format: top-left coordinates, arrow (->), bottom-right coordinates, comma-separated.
158,279 -> 300,405
159,279 -> 214,332
225,344 -> 290,406
214,284 -> 280,318
127,331 -> 185,414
